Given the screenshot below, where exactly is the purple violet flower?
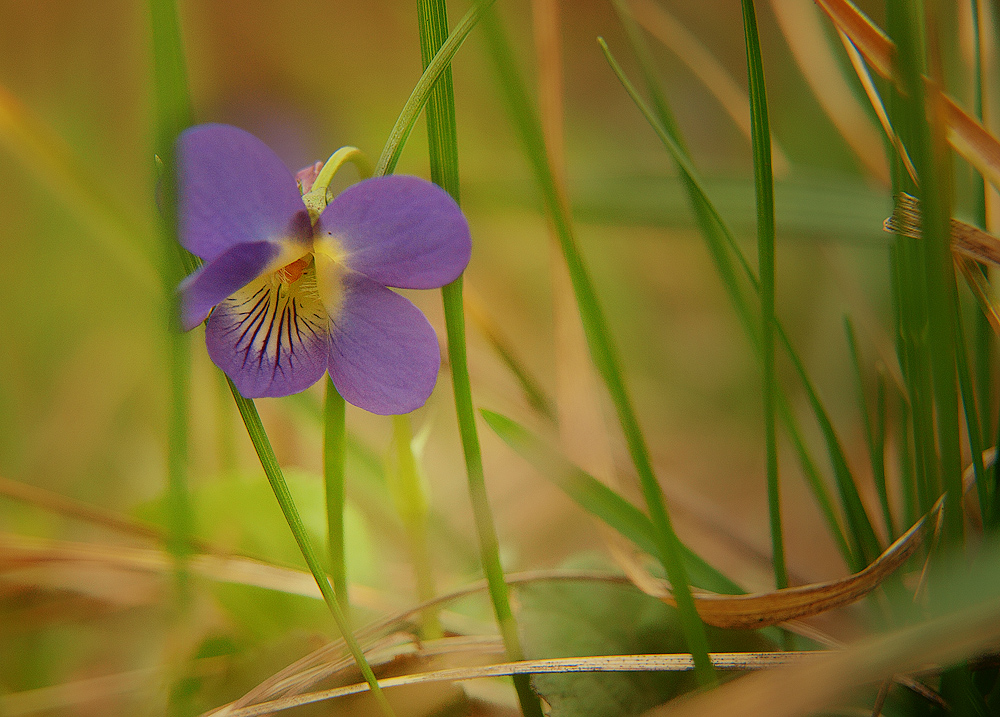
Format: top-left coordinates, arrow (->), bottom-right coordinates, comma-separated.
176,124 -> 471,414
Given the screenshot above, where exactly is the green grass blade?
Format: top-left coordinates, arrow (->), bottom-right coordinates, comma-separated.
375,0 -> 495,178
599,37 -> 877,570
604,5 -> 870,568
417,0 -> 460,194
969,0 -> 994,528
845,317 -> 894,539
955,313 -> 988,523
0,86 -> 160,294
777,322 -> 882,565
969,0 -> 994,461
466,295 -> 557,422
481,9 -> 715,685
777,395 -> 855,564
740,0 -> 785,591
887,0 -> 964,548
481,410 -> 745,596
149,0 -> 196,608
415,2 -> 542,714
227,380 -> 394,717
388,414 -> 442,638
149,0 -> 192,175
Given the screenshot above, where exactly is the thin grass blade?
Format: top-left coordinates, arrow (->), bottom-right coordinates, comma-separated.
600,35 -> 880,569
741,0 -> 785,591
414,2 -> 542,713
148,0 -> 197,617
481,409 -> 745,596
227,380 -> 394,717
481,6 -> 716,684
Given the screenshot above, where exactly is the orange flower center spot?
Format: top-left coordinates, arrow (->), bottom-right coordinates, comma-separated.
275,256 -> 311,284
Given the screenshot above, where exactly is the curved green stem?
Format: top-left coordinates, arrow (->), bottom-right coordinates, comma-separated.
303,146 -> 373,218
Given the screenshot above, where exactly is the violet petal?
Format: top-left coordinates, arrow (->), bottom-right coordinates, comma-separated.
316,175 -> 471,289
205,267 -> 331,398
328,272 -> 441,414
177,124 -> 312,262
178,241 -> 280,331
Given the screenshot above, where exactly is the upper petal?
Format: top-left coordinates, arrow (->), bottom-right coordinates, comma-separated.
205,264 -> 331,398
316,175 -> 471,289
177,124 -> 312,261
178,241 -> 280,331
327,272 -> 441,415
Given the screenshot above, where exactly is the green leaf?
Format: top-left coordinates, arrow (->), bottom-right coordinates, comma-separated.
520,577 -> 770,717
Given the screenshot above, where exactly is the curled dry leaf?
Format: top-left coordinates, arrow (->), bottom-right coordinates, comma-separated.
884,193 -> 1000,335
884,192 -> 1000,267
617,499 -> 942,629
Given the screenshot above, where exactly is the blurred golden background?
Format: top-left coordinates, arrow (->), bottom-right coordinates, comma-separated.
0,0 -> 934,711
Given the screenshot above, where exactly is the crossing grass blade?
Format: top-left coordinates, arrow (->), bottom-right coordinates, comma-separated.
599,32 -> 878,570
375,0 -> 496,178
480,6 -> 717,685
481,409 -> 745,596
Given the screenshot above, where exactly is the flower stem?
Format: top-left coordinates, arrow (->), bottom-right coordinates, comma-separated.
324,378 -> 350,621
303,146 -> 374,218
389,414 -> 442,638
226,378 -> 394,717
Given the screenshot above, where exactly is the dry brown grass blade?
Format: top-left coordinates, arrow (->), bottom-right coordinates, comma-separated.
0,533 -> 385,607
0,474 -> 182,546
884,193 -> 1000,336
813,0 -> 893,77
629,0 -> 791,176
207,636 -> 507,716
946,98 -> 1000,191
816,0 -> 1000,192
211,652 -> 828,717
959,255 -> 1000,336
618,500 -> 941,629
213,570 -> 634,711
0,659 -> 230,717
885,191 -> 1000,266
836,30 -> 917,184
768,0 -> 887,183
648,594 -> 1000,717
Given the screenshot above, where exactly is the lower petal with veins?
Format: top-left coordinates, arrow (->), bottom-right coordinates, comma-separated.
205,264 -> 330,398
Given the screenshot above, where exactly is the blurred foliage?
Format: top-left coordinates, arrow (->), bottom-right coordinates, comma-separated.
4,0 -> 1000,714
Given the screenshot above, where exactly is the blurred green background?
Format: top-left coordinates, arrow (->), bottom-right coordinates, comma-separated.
0,0 -> 954,712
